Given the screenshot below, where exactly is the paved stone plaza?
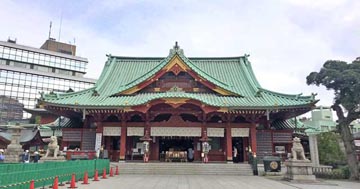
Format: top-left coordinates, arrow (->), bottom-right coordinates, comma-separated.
52,175 -> 360,189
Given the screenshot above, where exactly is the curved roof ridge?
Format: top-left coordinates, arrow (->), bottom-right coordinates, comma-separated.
259,88 -> 313,100
95,57 -> 117,90
237,58 -> 260,94
109,55 -> 165,60
104,51 -> 176,96
243,58 -> 262,88
177,53 -> 230,88
119,57 -> 169,87
188,56 -> 246,60
44,87 -> 95,99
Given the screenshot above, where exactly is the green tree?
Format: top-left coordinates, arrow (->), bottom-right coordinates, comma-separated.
318,132 -> 345,166
306,59 -> 360,180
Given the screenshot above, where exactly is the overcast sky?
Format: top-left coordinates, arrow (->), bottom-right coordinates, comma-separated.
1,0 -> 359,110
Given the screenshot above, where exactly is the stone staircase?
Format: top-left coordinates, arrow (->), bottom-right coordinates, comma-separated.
113,162 -> 253,176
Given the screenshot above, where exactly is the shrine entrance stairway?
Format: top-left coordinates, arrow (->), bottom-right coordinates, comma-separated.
114,162 -> 253,176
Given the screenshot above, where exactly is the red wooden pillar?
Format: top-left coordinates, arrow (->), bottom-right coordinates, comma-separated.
144,112 -> 151,139
226,126 -> 232,161
225,114 -> 232,162
119,127 -> 126,160
119,115 -> 127,161
250,123 -> 257,154
201,113 -> 207,140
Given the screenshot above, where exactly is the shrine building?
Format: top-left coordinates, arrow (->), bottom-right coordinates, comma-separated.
41,43 -> 317,162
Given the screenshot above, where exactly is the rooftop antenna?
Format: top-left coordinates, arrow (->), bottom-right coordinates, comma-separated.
58,10 -> 63,42
48,21 -> 52,39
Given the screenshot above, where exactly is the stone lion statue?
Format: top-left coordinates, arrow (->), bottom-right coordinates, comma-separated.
45,136 -> 60,158
291,137 -> 308,161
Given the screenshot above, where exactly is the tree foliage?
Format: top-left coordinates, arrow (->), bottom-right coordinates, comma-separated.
307,60 -> 360,115
307,58 -> 360,180
318,132 -> 345,166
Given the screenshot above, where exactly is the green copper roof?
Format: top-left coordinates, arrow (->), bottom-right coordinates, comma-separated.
42,45 -> 316,109
43,90 -> 313,108
271,119 -> 321,135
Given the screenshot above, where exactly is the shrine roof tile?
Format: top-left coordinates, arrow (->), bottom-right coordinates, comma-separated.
42,45 -> 317,109
43,91 -> 314,109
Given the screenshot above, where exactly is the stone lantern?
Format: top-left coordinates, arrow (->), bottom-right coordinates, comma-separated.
4,124 -> 24,163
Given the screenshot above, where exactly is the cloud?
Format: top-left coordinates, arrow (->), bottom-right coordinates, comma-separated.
285,0 -> 347,9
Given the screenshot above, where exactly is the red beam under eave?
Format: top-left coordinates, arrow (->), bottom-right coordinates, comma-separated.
185,99 -> 203,107
131,105 -> 149,113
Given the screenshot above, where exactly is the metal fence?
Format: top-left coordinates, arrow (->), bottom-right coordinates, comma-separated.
0,159 -> 109,189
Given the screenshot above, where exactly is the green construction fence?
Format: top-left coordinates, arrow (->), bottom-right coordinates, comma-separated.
0,159 -> 110,189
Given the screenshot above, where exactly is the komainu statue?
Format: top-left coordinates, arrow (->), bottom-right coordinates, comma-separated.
291,137 -> 308,161
45,136 -> 60,158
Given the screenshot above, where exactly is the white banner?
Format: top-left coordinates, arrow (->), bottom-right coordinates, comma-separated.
207,128 -> 224,137
231,128 -> 249,137
127,127 -> 144,136
103,127 -> 121,136
95,133 -> 102,150
151,127 -> 201,137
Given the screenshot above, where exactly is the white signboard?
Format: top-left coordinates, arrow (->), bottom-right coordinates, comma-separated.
207,128 -> 224,137
231,128 -> 249,137
103,127 -> 121,136
95,133 -> 102,151
151,127 -> 201,137
127,127 -> 144,136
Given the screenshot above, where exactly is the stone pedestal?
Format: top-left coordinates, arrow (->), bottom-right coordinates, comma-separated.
4,125 -> 24,163
284,160 -> 316,181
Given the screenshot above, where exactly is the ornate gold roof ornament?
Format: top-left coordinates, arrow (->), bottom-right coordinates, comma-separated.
167,85 -> 184,92
169,41 -> 184,55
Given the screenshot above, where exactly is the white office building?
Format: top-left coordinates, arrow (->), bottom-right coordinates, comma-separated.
0,39 -> 96,123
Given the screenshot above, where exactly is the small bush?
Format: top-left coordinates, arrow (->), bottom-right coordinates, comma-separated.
339,166 -> 350,179
314,166 -> 350,179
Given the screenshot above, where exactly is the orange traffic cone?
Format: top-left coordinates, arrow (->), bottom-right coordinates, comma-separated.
102,168 -> 107,179
110,167 -> 114,177
93,170 -> 100,181
115,166 -> 119,175
68,173 -> 77,188
50,176 -> 59,189
82,171 -> 89,185
29,180 -> 35,189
